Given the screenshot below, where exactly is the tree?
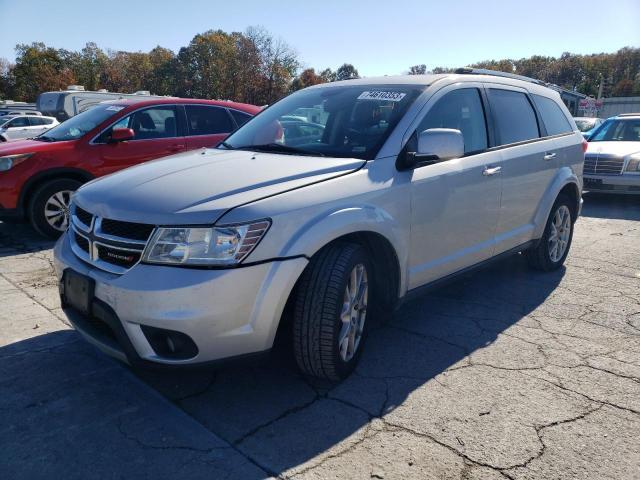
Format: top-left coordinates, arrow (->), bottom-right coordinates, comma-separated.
11,43 -> 77,101
408,64 -> 426,75
0,58 -> 14,99
69,42 -> 109,91
290,68 -> 325,91
335,63 -> 359,81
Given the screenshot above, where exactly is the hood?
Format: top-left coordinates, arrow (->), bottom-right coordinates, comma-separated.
0,138 -> 74,155
75,148 -> 365,225
586,141 -> 640,157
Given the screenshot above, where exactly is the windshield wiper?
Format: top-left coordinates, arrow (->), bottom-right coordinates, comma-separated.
34,135 -> 56,142
236,143 -> 325,157
219,141 -> 235,150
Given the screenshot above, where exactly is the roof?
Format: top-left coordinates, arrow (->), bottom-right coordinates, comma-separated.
101,97 -> 261,114
311,73 -> 560,97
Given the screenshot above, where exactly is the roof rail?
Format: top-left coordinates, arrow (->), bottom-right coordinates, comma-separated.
618,112 -> 640,117
454,67 -> 547,86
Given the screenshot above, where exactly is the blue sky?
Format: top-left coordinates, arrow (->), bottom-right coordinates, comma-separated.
1,0 -> 638,76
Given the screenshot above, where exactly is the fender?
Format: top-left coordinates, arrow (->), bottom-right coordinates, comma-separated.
18,167 -> 94,212
532,166 -> 581,240
277,203 -> 410,295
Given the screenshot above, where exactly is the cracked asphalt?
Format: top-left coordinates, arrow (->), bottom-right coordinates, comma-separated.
1,193 -> 639,479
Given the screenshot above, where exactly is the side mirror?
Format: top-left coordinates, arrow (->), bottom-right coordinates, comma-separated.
110,128 -> 135,143
399,128 -> 464,170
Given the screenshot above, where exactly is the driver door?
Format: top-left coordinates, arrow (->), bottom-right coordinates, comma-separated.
407,85 -> 503,289
90,105 -> 186,176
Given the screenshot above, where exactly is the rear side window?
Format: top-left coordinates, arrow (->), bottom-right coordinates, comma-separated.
532,94 -> 572,136
417,88 -> 488,153
29,117 -> 46,126
488,89 -> 539,145
185,105 -> 233,135
230,109 -> 252,128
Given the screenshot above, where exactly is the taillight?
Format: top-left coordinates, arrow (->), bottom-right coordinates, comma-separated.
581,139 -> 588,153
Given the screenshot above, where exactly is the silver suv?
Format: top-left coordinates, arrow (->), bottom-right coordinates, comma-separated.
54,71 -> 585,380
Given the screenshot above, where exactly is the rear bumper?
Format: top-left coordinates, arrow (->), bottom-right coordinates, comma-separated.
53,232 -> 309,367
583,174 -> 640,194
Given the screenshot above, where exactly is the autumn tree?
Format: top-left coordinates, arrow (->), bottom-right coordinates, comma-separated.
408,64 -> 426,75
335,63 -> 359,81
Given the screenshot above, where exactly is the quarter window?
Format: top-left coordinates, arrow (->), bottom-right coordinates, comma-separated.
417,88 -> 488,153
185,106 -> 233,135
488,89 -> 539,145
532,94 -> 572,136
230,109 -> 252,128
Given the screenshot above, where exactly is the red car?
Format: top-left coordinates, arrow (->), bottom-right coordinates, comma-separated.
0,98 -> 260,237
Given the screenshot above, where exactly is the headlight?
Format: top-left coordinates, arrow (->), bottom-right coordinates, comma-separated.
142,220 -> 271,266
0,153 -> 34,172
625,155 -> 640,173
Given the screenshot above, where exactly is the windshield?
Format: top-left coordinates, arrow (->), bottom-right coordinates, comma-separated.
34,104 -> 124,142
220,84 -> 423,159
589,118 -> 640,142
574,118 -> 596,132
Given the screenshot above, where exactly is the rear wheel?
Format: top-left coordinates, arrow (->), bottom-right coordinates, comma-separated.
28,178 -> 82,239
526,194 -> 575,271
292,242 -> 372,381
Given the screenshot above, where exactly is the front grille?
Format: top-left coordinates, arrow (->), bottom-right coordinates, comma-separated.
584,155 -> 624,175
100,218 -> 155,241
69,205 -> 154,274
96,244 -> 142,269
75,206 -> 93,228
74,231 -> 90,253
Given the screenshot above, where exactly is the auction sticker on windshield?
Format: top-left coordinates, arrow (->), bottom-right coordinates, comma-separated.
357,91 -> 407,102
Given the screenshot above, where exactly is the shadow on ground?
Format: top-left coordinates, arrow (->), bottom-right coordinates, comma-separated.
581,192 -> 640,220
135,254 -> 565,476
0,221 -> 54,258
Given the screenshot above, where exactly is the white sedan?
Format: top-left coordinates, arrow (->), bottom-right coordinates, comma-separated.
0,115 -> 59,142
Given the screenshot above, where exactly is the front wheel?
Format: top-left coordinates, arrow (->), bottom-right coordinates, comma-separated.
526,194 -> 575,271
28,178 -> 82,239
292,242 -> 372,381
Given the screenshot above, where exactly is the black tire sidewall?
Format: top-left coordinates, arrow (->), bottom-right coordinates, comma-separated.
330,247 -> 373,379
28,178 -> 82,238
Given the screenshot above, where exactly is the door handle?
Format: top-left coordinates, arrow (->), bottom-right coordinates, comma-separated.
543,152 -> 557,161
482,166 -> 502,176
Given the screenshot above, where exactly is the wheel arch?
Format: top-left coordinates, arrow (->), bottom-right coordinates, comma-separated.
19,168 -> 94,216
532,167 -> 581,239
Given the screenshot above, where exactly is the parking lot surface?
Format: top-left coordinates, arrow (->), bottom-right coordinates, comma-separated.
1,194 -> 639,479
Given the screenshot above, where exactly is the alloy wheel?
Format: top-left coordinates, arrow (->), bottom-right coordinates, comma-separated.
548,205 -> 571,262
338,263 -> 368,362
44,190 -> 73,232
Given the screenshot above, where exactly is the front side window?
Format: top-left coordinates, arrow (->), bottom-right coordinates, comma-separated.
221,84 -> 423,159
96,106 -> 179,143
488,89 -> 540,145
9,117 -> 29,128
589,118 -> 640,142
532,94 -> 572,136
417,88 -> 488,153
185,105 -> 233,135
35,104 -> 123,142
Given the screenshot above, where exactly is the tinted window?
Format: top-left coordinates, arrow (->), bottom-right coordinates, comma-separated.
97,106 -> 178,142
29,117 -> 46,126
417,88 -> 488,153
488,89 -> 539,145
8,117 -> 29,127
185,106 -> 233,135
230,109 -> 252,128
590,118 -> 640,142
532,94 -> 572,136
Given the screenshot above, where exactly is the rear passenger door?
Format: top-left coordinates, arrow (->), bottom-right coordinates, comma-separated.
485,86 -> 559,253
28,117 -> 51,136
184,105 -> 235,149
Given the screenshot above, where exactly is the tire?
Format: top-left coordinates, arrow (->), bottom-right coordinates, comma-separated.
526,194 -> 575,271
28,178 -> 82,239
293,242 -> 373,381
